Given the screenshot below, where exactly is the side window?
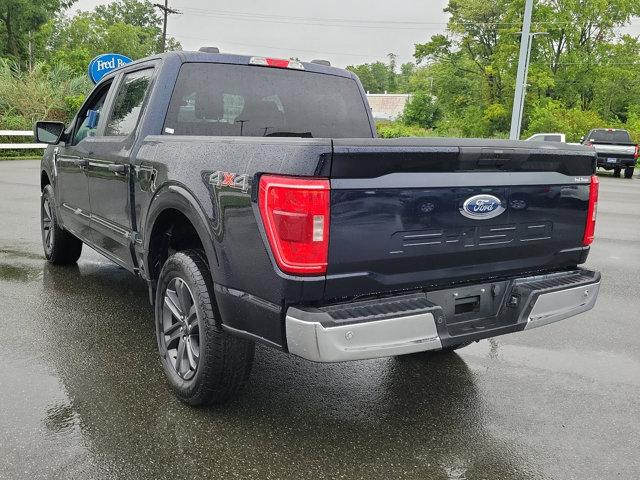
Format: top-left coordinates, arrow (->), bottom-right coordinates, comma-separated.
104,69 -> 154,137
72,83 -> 111,145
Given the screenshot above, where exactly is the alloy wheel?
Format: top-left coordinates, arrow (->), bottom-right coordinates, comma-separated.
42,197 -> 53,252
161,277 -> 200,380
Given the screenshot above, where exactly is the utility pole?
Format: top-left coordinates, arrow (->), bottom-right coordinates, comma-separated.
516,32 -> 548,137
509,0 -> 534,140
154,0 -> 181,53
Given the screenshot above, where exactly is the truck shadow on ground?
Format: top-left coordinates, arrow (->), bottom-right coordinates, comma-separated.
37,260 -> 533,480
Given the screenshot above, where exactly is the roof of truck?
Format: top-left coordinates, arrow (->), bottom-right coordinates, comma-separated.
113,50 -> 354,79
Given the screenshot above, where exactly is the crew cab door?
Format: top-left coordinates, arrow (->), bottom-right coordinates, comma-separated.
55,80 -> 114,240
85,67 -> 155,270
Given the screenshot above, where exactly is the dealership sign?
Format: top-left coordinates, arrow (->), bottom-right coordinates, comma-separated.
88,53 -> 133,84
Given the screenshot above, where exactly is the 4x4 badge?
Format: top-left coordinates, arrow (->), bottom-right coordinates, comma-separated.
208,171 -> 250,192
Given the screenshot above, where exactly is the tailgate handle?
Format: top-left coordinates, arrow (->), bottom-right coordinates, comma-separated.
477,158 -> 507,168
477,148 -> 514,168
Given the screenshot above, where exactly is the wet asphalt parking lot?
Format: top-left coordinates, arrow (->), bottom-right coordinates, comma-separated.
0,160 -> 639,480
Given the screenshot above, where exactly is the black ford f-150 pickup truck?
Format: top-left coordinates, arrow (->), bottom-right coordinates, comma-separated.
36,50 -> 601,405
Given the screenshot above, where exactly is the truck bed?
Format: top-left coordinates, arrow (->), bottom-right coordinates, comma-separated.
138,136 -> 596,307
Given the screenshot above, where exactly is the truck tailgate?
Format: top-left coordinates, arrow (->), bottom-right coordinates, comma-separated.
592,143 -> 636,156
323,138 -> 596,300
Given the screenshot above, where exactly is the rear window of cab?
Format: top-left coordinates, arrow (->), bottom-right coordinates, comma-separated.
163,63 -> 372,138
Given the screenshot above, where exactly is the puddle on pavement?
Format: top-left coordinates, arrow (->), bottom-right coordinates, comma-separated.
0,247 -> 44,261
0,262 -> 42,282
43,402 -> 81,435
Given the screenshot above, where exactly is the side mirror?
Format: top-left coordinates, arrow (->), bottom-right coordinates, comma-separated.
34,121 -> 65,145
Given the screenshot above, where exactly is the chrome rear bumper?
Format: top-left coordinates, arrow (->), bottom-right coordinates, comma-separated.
524,281 -> 599,330
285,269 -> 600,362
286,310 -> 442,362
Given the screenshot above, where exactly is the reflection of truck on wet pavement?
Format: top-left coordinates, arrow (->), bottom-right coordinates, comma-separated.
35,50 -> 601,405
581,128 -> 638,178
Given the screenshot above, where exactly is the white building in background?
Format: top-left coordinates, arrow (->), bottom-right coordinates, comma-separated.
366,93 -> 411,121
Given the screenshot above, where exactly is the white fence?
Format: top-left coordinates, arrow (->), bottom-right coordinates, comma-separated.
0,130 -> 46,150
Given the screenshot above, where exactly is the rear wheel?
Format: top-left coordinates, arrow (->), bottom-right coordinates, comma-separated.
624,166 -> 635,179
41,185 -> 83,264
155,249 -> 254,405
613,167 -> 621,177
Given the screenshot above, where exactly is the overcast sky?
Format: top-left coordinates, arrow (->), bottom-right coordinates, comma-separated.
74,0 -> 639,68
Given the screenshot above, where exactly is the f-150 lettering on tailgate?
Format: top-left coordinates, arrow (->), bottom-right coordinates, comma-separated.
389,221 -> 553,254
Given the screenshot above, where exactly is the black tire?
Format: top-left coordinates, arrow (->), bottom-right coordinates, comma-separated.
613,167 -> 621,177
624,166 -> 635,179
155,249 -> 254,405
41,184 -> 83,264
395,342 -> 472,360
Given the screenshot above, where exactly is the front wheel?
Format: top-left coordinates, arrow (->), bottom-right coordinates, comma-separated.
41,185 -> 83,264
155,250 -> 254,405
624,166 -> 635,179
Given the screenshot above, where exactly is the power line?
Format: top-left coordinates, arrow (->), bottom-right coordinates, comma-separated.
173,6 -> 636,31
179,7 -> 450,26
177,10 -> 437,30
168,32 -> 412,61
168,31 -> 640,67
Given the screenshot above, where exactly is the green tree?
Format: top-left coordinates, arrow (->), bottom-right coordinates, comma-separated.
410,0 -> 640,138
347,55 -> 416,94
44,0 -> 180,74
0,0 -> 74,63
402,91 -> 440,128
95,0 -> 160,29
524,100 -> 606,142
397,62 -> 416,92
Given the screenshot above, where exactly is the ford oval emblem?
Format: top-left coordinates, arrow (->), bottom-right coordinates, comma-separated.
460,194 -> 505,220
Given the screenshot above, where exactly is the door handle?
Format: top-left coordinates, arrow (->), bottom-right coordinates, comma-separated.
107,164 -> 127,174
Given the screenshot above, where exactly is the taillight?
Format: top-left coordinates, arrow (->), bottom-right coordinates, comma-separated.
634,144 -> 638,160
249,57 -> 305,70
583,175 -> 599,246
258,175 -> 330,275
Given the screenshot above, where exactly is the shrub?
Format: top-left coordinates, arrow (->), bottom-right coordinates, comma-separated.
524,101 -> 606,142
624,105 -> 640,144
0,59 -> 91,128
401,91 -> 440,128
376,122 -> 435,138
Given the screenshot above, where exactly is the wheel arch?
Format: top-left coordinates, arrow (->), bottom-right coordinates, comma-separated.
144,184 -> 219,298
41,170 -> 51,191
